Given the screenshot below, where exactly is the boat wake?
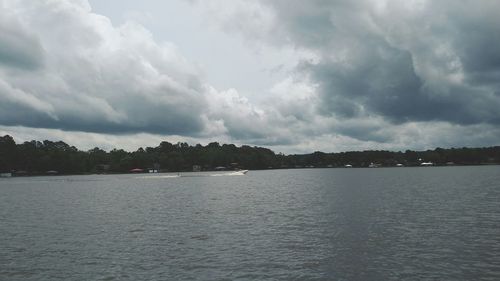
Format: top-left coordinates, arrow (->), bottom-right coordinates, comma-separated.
210,170 -> 248,177
136,175 -> 181,179
136,170 -> 248,179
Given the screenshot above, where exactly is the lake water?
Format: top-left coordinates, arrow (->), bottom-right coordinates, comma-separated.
1,166 -> 499,280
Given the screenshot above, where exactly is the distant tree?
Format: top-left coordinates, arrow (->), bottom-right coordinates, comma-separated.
1,134 -> 499,175
0,135 -> 16,172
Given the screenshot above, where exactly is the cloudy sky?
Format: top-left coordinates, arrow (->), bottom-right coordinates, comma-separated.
1,0 -> 499,153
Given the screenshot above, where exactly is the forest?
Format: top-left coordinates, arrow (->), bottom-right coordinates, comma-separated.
1,134 -> 499,175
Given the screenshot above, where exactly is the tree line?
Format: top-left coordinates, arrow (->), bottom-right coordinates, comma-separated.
1,135 -> 499,175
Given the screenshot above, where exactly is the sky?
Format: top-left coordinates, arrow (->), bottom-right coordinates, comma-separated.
1,0 -> 500,153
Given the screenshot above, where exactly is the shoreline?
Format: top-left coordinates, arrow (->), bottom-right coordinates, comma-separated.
2,163 -> 499,178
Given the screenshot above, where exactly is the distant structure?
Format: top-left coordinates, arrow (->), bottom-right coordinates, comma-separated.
344,164 -> 353,168
0,172 -> 12,178
153,163 -> 160,171
96,164 -> 110,173
192,165 -> 201,172
147,163 -> 160,173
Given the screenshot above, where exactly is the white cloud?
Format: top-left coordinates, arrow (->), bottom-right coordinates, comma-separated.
0,0 -> 208,135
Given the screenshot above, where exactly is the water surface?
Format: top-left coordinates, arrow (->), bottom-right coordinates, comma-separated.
1,166 -> 499,280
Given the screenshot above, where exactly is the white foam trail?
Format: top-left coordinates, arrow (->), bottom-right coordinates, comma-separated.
136,175 -> 180,179
210,171 -> 247,177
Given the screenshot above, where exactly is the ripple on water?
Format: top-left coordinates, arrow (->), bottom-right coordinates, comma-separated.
1,167 -> 500,280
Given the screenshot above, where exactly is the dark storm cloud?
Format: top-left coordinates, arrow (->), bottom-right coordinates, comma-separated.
0,86 -> 205,135
0,16 -> 44,69
446,3 -> 500,79
303,45 -> 500,125
260,0 -> 500,126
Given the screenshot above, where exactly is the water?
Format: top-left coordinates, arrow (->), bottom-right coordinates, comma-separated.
1,166 -> 499,280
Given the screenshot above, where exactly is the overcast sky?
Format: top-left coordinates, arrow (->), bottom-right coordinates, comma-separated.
1,0 -> 499,153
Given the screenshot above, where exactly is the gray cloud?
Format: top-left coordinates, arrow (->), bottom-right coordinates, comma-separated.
0,13 -> 44,69
0,1 -> 208,136
2,0 -> 500,152
207,0 -> 500,129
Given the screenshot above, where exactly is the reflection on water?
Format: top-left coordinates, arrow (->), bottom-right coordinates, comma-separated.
1,166 -> 499,280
